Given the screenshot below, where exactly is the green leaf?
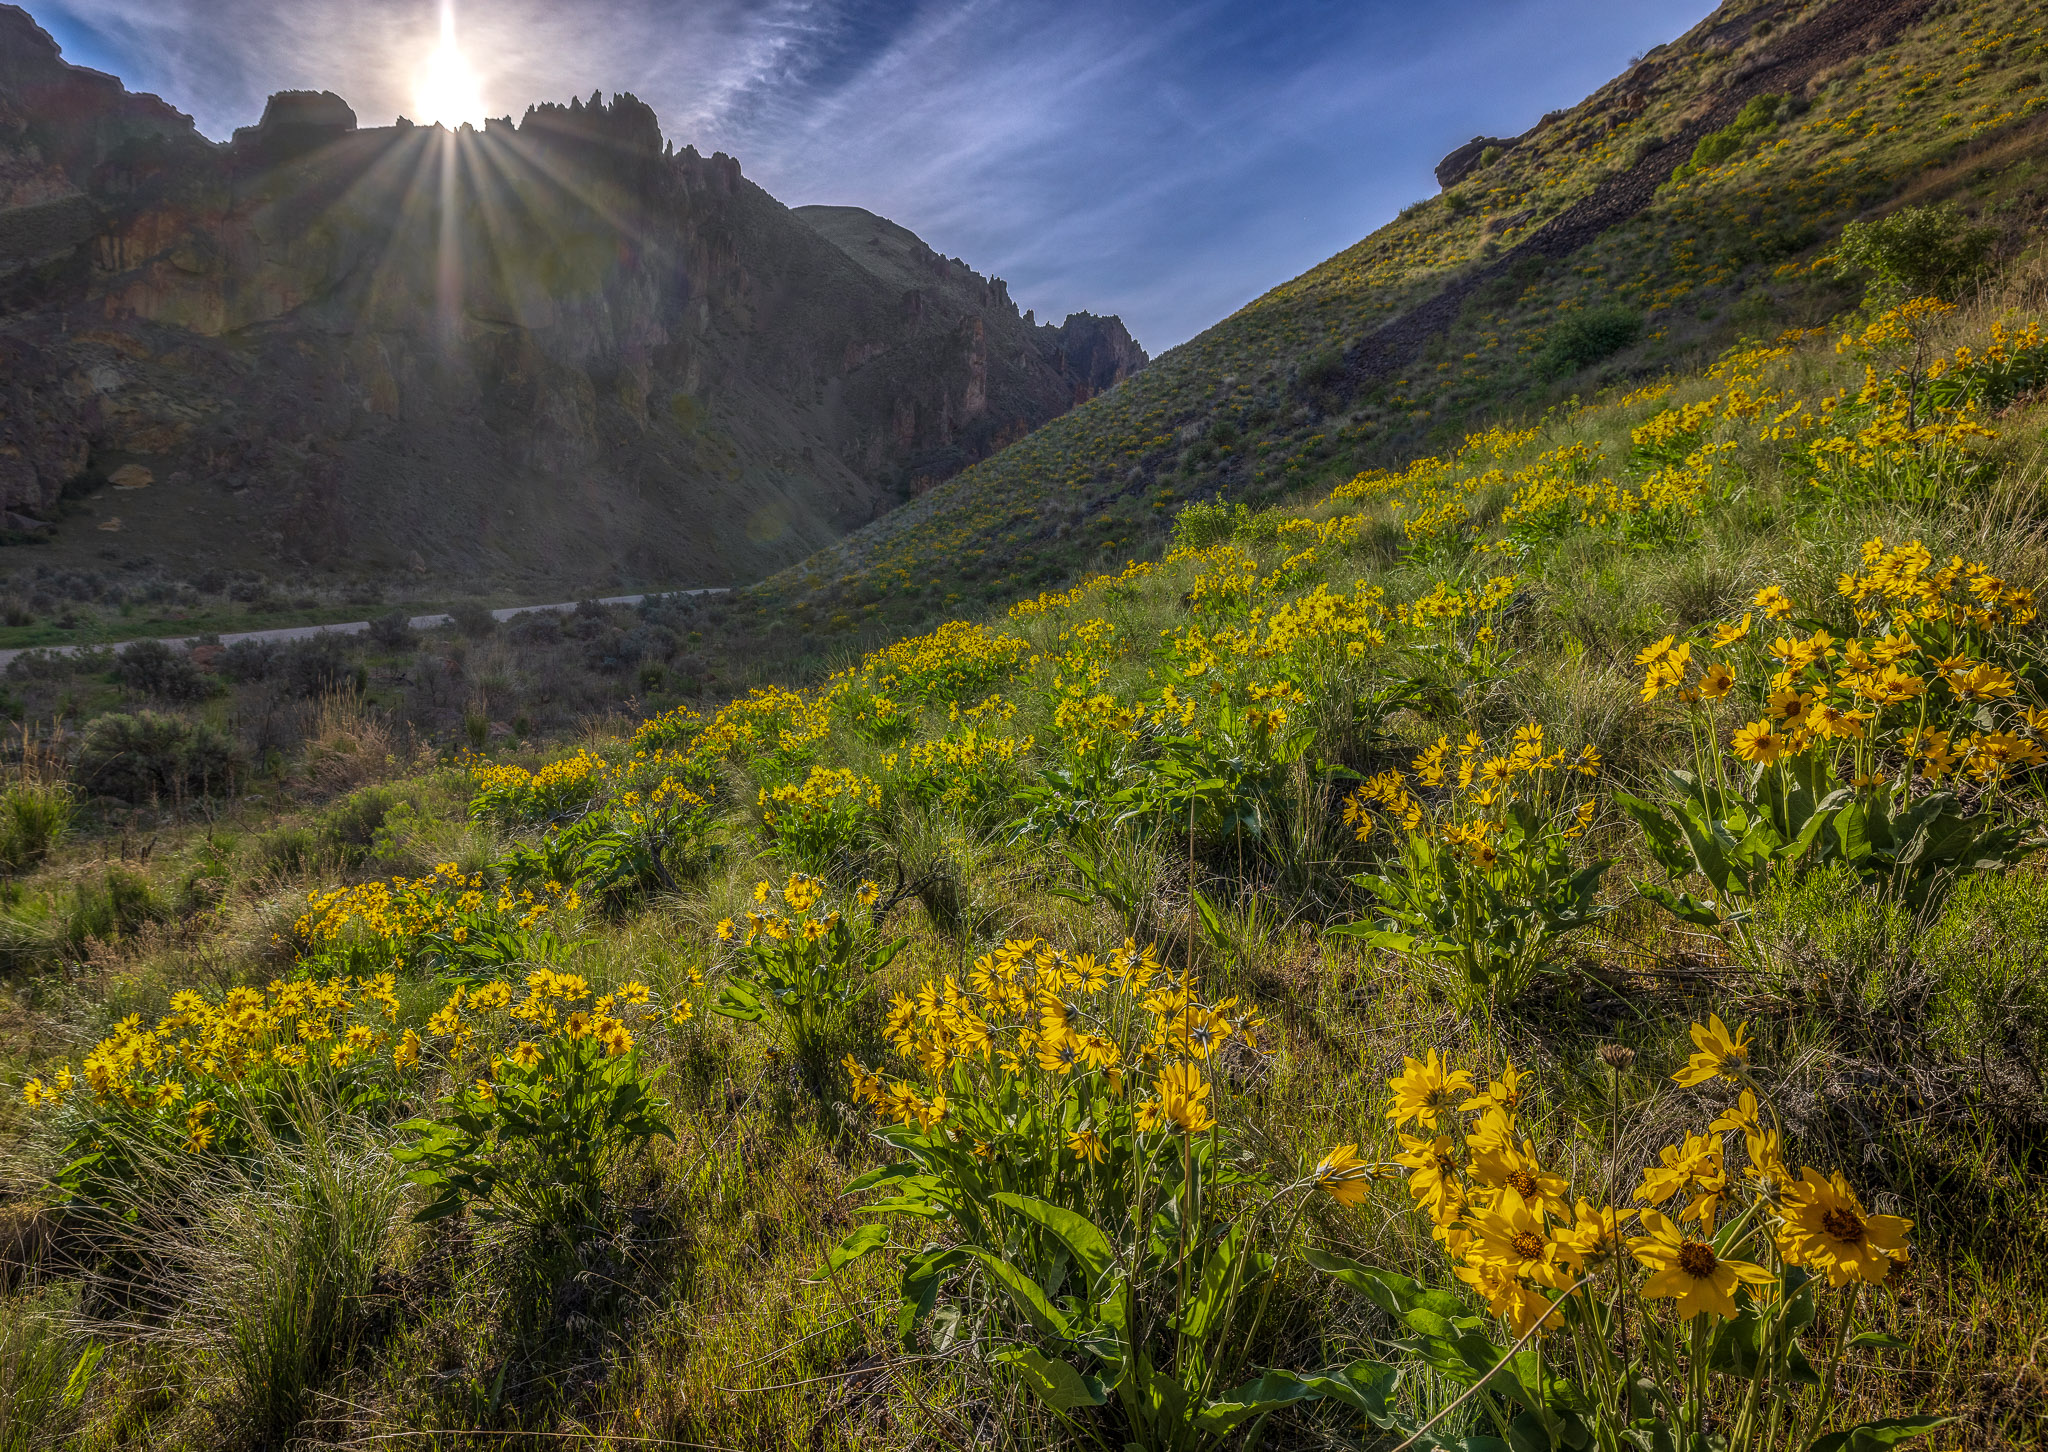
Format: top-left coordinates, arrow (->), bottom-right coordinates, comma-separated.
1193,1369 -> 1322,1434
1847,1331 -> 1910,1351
1297,1359 -> 1401,1429
1304,1251 -> 1431,1318
1642,882 -> 1732,928
991,1193 -> 1116,1290
63,1343 -> 103,1410
822,1223 -> 888,1276
843,1161 -> 921,1194
994,1346 -> 1107,1412
896,1245 -> 966,1347
1805,1415 -> 1952,1452
966,1249 -> 1071,1339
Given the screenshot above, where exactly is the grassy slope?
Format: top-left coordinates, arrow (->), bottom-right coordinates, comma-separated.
727,0 -> 2048,661
6,0 -> 2048,1448
7,229 -> 2048,1450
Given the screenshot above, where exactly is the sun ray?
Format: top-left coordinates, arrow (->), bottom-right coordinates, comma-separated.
414,1 -> 487,129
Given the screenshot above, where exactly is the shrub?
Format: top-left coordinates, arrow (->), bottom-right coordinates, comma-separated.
72,711 -> 238,803
757,766 -> 880,869
1618,542 -> 2041,933
710,873 -> 902,1073
64,867 -> 165,949
113,639 -> 214,703
1676,94 -> 1782,177
835,938 -> 1361,1450
1170,496 -> 1240,551
396,969 -> 677,1238
1334,722 -> 1609,1007
448,602 -> 498,639
0,781 -> 70,877
1297,347 -> 1345,394
365,610 -> 417,651
280,636 -> 359,699
1540,306 -> 1643,375
1835,201 -> 1999,304
218,639 -> 280,683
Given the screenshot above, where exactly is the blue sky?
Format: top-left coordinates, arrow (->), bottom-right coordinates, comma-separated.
28,0 -> 1716,351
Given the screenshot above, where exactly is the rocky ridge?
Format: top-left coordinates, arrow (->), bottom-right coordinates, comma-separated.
0,5 -> 1144,591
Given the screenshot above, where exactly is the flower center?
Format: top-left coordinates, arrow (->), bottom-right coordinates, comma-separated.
1511,1231 -> 1545,1261
1507,1169 -> 1539,1199
1677,1240 -> 1719,1279
1435,1154 -> 1457,1177
1821,1205 -> 1866,1244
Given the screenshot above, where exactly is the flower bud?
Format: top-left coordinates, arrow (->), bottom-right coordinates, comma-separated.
1598,1043 -> 1637,1070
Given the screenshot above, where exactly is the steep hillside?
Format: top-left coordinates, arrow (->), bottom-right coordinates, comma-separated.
743,0 -> 2047,649
0,5 -> 1143,595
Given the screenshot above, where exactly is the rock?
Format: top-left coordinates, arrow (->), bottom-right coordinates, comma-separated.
96,515 -> 121,531
0,28 -> 1148,591
233,89 -> 357,165
1437,136 -> 1519,190
109,463 -> 153,488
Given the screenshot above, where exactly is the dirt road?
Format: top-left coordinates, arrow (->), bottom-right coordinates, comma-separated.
0,589 -> 729,672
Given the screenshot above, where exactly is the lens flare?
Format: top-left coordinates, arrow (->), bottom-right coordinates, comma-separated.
413,2 -> 485,127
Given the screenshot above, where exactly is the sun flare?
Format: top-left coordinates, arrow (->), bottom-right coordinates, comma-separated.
412,2 -> 486,128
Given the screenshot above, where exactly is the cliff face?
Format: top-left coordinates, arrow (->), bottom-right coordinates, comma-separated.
0,6 -> 1146,590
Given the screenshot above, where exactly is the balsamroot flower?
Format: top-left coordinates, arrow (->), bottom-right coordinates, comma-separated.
1312,1143 -> 1375,1206
1385,1049 -> 1477,1131
1629,1209 -> 1772,1319
1777,1169 -> 1912,1287
1671,1013 -> 1750,1087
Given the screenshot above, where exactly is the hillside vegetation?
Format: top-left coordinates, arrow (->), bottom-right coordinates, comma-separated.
3,224 -> 2048,1447
730,0 -> 2048,662
6,0 -> 2048,1449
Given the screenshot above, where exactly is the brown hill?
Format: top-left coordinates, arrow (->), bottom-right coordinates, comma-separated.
0,5 -> 1144,594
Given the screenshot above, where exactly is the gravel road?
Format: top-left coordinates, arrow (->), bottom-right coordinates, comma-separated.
0,589 -> 729,672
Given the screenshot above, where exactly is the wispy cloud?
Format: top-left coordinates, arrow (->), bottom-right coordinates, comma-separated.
27,0 -> 1715,348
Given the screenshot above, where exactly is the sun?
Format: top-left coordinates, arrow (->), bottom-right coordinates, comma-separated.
413,2 -> 486,128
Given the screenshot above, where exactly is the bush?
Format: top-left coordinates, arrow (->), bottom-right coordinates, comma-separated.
1540,306 -> 1643,375
448,602 -> 497,639
218,639 -> 279,683
279,636 -> 360,699
0,781 -> 70,876
1836,201 -> 1999,303
73,711 -> 238,803
64,866 -> 165,947
113,639 -> 214,703
365,610 -> 417,651
1676,94 -> 1782,177
1297,347 -> 1345,394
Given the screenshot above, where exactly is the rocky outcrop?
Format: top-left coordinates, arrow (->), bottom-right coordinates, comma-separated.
0,4 -> 1146,589
1435,135 -> 1519,190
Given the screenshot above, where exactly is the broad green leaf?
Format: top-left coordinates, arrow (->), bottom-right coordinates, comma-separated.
965,1248 -> 1071,1339
994,1346 -> 1107,1412
1297,1359 -> 1401,1428
992,1192 -> 1116,1289
821,1223 -> 888,1276
1193,1369 -> 1321,1434
1805,1415 -> 1952,1452
1304,1251 -> 1428,1318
